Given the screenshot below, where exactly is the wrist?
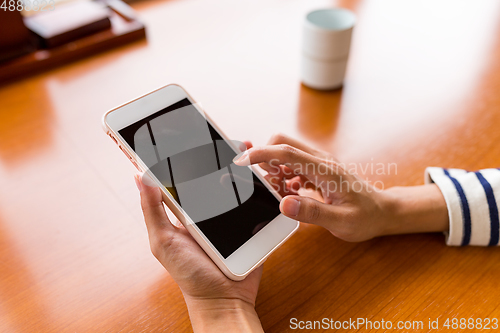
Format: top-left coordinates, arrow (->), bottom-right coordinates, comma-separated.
184,296 -> 264,333
380,184 -> 449,236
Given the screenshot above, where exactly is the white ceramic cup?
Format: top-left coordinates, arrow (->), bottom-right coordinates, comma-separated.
301,8 -> 356,90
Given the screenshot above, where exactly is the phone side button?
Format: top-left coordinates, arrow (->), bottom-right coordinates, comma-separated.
132,161 -> 141,171
119,146 -> 131,158
109,134 -> 118,144
119,146 -> 141,171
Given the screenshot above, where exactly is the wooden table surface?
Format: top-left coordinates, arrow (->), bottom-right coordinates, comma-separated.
2,0 -> 500,331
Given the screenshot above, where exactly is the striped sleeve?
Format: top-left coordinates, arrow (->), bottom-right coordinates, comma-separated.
425,167 -> 500,246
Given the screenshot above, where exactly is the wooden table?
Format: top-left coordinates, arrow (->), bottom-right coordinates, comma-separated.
1,0 -> 500,331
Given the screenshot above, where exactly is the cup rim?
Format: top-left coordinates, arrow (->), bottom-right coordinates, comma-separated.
305,8 -> 356,32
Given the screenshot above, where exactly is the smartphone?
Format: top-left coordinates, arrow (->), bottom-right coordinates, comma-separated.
102,84 -> 299,280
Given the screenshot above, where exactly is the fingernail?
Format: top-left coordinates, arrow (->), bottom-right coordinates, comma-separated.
233,151 -> 250,166
141,172 -> 158,188
134,174 -> 142,192
282,197 -> 300,217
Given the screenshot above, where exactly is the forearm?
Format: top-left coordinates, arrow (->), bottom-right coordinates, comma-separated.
185,297 -> 264,333
382,184 -> 449,236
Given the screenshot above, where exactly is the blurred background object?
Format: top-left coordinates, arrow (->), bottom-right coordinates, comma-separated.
0,11 -> 37,62
23,1 -> 112,48
0,0 -> 146,84
301,8 -> 356,90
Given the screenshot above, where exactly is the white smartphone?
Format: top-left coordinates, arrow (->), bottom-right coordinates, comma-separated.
102,84 -> 299,280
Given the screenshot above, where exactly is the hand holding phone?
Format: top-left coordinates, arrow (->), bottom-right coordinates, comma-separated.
135,173 -> 265,332
103,84 -> 298,280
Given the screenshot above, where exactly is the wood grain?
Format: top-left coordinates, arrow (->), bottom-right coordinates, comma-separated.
1,0 -> 500,331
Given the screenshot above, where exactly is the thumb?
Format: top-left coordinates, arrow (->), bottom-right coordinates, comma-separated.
135,173 -> 174,234
280,195 -> 335,227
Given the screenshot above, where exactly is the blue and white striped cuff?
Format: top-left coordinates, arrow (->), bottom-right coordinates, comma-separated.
425,167 -> 500,246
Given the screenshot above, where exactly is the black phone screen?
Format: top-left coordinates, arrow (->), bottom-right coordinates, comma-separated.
118,98 -> 281,258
